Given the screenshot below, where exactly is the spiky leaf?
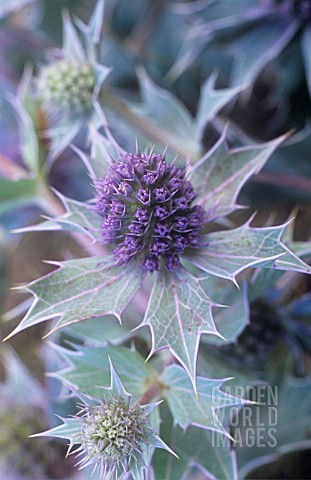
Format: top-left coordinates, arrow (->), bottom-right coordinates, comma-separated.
153,408 -> 238,480
192,132 -> 286,218
140,268 -> 221,393
16,192 -> 102,240
161,364 -> 246,437
52,344 -> 157,397
201,278 -> 249,345
6,257 -> 142,339
195,74 -> 245,141
186,220 -> 311,282
33,417 -> 82,444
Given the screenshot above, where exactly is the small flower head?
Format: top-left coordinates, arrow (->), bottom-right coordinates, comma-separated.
37,59 -> 96,115
96,150 -> 206,272
67,360 -> 174,479
79,396 -> 154,477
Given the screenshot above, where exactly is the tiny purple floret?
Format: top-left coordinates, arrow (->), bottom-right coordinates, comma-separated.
96,150 -> 206,272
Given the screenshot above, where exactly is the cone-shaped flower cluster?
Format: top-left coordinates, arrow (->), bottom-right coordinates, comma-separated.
96,150 -> 206,272
37,59 -> 96,114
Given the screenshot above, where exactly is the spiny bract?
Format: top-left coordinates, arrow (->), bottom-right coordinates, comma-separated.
96,150 -> 206,272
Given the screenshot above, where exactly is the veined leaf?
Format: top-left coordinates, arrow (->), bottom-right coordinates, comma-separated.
153,407 -> 238,480
6,256 -> 142,339
0,176 -> 38,213
191,132 -> 287,218
51,343 -> 157,398
186,219 -> 311,283
161,364 -> 246,437
16,192 -> 102,240
139,268 -> 221,394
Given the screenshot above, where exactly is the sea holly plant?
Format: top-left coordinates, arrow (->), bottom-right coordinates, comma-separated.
6,129 -> 311,395
2,2 -> 311,479
33,358 -> 175,480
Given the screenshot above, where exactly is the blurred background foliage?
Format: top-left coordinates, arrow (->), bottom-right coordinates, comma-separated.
0,0 -> 311,479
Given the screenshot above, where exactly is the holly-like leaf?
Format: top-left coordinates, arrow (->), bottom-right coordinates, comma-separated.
186,219 -> 311,283
195,73 -> 246,141
0,176 -> 38,213
192,132 -> 286,218
32,417 -> 82,444
139,268 -> 221,394
201,278 -> 249,345
15,192 -> 102,240
153,407 -> 238,480
161,364 -> 246,437
52,343 -> 157,397
6,256 -> 142,339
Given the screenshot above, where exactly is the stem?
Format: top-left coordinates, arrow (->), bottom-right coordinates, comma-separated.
138,381 -> 166,405
100,86 -> 198,159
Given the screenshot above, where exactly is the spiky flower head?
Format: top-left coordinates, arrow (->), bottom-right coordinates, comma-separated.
96,150 -> 206,273
37,59 -> 96,115
79,396 -> 157,478
36,359 -> 175,479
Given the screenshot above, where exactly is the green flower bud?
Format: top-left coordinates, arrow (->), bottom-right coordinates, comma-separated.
79,396 -> 156,477
37,59 -> 96,115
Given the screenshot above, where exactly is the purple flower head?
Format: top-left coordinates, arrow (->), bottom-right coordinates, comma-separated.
96,150 -> 206,272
